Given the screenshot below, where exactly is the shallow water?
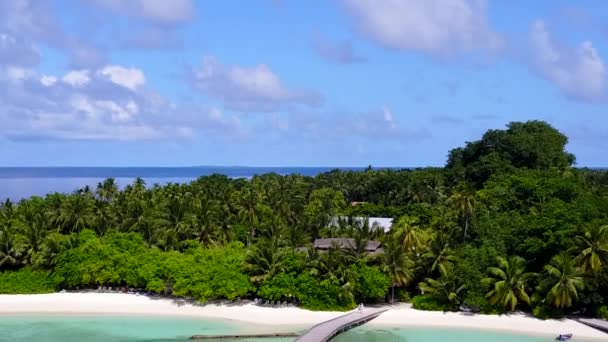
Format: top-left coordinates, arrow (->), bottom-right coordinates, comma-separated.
333,326 -> 593,342
0,315 -> 596,342
0,315 -> 294,342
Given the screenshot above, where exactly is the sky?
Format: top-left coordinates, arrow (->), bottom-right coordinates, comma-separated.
0,0 -> 607,167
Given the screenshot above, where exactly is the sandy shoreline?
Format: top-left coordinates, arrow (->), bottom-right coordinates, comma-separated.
0,293 -> 605,339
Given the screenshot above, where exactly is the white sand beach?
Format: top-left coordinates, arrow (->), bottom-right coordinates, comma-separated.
0,293 -> 605,339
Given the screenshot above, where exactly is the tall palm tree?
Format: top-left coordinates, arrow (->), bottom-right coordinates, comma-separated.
284,223 -> 309,250
448,185 -> 476,240
237,187 -> 261,246
571,225 -> 608,274
542,253 -> 584,309
381,238 -> 415,303
129,200 -> 164,246
18,213 -> 49,264
96,178 -> 118,203
191,197 -> 219,246
56,195 -> 95,234
163,188 -> 193,238
0,228 -> 22,269
244,238 -> 285,283
0,199 -> 15,223
216,202 -> 234,244
484,256 -> 533,311
393,216 -> 421,251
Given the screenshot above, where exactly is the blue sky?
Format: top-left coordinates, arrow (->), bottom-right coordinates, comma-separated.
0,0 -> 607,167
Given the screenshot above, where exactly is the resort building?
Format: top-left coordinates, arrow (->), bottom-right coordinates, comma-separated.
329,216 -> 394,232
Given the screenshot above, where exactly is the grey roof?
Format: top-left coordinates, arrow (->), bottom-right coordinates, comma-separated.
313,238 -> 382,252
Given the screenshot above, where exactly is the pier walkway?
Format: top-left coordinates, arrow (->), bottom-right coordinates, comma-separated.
577,318 -> 608,334
295,308 -> 387,342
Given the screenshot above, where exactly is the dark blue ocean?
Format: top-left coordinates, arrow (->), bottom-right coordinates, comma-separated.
0,167 -> 372,201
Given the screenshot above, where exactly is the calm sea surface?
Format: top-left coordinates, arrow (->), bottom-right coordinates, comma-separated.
0,167 -> 375,201
2,166 -> 604,202
0,315 -> 586,342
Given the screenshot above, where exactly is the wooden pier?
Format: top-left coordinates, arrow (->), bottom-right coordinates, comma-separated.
190,332 -> 299,340
577,318 -> 608,334
295,308 -> 387,342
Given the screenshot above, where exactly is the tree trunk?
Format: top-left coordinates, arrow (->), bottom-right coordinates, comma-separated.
464,218 -> 469,240
391,285 -> 395,304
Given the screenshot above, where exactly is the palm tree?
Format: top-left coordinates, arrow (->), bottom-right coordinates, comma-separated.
0,199 -> 15,223
216,202 -> 234,244
56,195 -> 95,234
191,197 -> 219,246
96,178 -> 118,203
448,184 -> 476,240
418,267 -> 466,308
571,225 -> 608,274
484,256 -> 532,311
311,243 -> 348,283
0,228 -> 22,269
393,216 -> 421,251
244,238 -> 285,283
35,233 -> 68,268
381,238 -> 415,303
163,188 -> 193,238
284,223 -> 309,250
129,199 -> 164,246
422,239 -> 456,277
237,187 -> 261,246
542,253 -> 584,309
18,213 -> 49,264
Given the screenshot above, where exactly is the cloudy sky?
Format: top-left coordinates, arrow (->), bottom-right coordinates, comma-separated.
0,0 -> 606,167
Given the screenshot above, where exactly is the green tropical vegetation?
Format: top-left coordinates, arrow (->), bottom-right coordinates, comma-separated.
0,120 -> 607,317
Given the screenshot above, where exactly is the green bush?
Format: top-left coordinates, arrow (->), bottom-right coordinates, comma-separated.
462,294 -> 500,314
398,289 -> 411,302
55,233 -> 253,302
598,305 -> 608,320
258,272 -> 298,302
0,268 -> 62,294
296,274 -> 355,311
348,264 -> 390,303
412,295 -> 448,311
532,305 -> 565,319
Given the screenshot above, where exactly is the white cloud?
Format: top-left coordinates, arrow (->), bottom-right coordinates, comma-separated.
99,65 -> 146,91
0,64 -> 194,141
0,2 -> 107,69
4,66 -> 33,82
62,69 -> 91,87
0,62 -> 252,142
85,0 -> 194,25
341,0 -> 503,57
191,56 -> 323,112
40,75 -> 57,87
529,20 -> 606,102
382,106 -> 397,129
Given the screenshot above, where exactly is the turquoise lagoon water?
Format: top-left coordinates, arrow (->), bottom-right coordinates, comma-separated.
0,315 -> 294,342
334,326 -> 594,342
0,315 -> 594,342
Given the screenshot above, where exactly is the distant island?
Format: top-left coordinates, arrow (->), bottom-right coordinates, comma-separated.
1,120 -> 607,324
